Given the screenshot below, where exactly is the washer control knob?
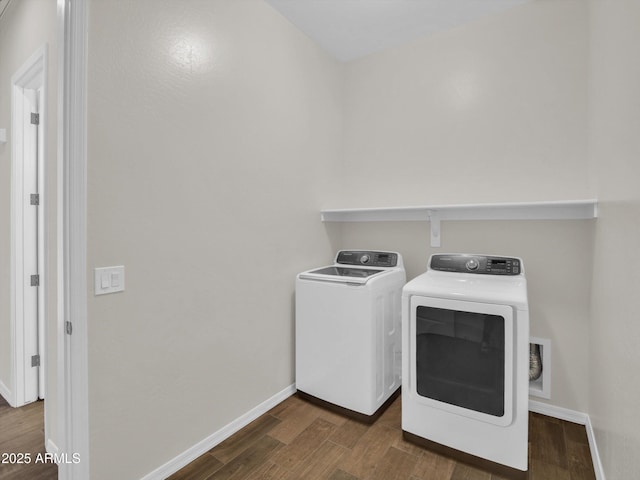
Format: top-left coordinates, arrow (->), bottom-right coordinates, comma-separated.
360,254 -> 371,264
466,258 -> 480,271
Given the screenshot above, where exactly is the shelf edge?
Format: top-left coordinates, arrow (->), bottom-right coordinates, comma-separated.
320,199 -> 598,223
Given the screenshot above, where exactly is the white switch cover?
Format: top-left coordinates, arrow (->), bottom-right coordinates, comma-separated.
95,266 -> 125,295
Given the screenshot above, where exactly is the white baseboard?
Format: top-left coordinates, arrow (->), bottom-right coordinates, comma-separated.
529,399 -> 589,424
139,384 -> 296,480
46,439 -> 60,455
584,416 -> 606,480
529,400 -> 605,480
0,378 -> 14,407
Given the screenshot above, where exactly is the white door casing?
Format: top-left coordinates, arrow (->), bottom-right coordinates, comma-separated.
57,0 -> 90,478
11,45 -> 47,407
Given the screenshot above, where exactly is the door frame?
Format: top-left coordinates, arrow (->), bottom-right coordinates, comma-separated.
10,45 -> 47,408
57,0 -> 89,479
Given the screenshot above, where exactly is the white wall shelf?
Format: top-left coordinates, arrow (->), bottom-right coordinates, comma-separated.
321,199 -> 598,247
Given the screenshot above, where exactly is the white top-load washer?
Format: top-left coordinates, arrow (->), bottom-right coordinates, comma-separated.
402,254 -> 529,476
296,250 -> 406,422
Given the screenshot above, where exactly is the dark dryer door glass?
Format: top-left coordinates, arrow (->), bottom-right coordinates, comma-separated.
415,306 -> 505,417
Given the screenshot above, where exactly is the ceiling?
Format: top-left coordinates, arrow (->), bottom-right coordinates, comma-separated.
265,0 -> 530,62
0,1 -> 530,60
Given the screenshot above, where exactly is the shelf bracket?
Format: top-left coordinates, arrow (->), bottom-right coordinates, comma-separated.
428,210 -> 441,248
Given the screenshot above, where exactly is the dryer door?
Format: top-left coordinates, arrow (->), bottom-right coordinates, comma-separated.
409,296 -> 514,427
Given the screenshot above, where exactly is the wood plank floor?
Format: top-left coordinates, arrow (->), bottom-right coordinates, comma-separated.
0,396 -> 57,480
169,394 -> 596,480
0,392 -> 596,480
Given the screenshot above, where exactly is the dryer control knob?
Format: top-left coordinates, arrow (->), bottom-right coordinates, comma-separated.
360,254 -> 370,264
466,258 -> 480,271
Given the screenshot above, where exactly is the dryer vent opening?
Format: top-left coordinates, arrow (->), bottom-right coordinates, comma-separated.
529,343 -> 543,381
529,337 -> 551,400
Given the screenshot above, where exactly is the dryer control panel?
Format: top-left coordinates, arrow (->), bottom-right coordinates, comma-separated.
430,254 -> 522,275
337,250 -> 398,267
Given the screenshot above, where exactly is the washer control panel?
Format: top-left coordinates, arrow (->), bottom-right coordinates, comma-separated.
337,250 -> 398,267
430,254 -> 522,275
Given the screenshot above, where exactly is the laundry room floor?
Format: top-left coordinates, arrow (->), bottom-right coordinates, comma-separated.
168,394 -> 596,480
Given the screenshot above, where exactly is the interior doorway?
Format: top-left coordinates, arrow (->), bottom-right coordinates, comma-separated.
11,46 -> 47,408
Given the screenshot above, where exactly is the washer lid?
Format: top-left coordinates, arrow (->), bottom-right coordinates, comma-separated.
298,265 -> 385,285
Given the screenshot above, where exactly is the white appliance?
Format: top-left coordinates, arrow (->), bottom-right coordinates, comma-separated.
296,250 -> 406,422
402,254 -> 529,476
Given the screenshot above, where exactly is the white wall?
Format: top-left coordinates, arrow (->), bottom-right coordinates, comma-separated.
337,1 -> 593,412
338,0 -> 589,208
0,0 -> 58,444
86,0 -> 342,478
588,1 -> 640,478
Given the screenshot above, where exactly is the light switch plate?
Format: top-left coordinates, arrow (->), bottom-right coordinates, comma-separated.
95,266 -> 125,295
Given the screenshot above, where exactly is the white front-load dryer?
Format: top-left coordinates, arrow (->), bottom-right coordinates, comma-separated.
402,254 -> 529,477
296,250 -> 406,422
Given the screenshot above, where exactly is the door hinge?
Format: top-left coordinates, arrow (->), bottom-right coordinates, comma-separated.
30,274 -> 40,287
31,113 -> 40,125
30,193 -> 40,205
31,354 -> 40,367
65,321 -> 73,335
